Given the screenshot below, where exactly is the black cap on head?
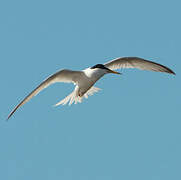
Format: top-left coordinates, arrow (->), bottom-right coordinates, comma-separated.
91,64 -> 108,69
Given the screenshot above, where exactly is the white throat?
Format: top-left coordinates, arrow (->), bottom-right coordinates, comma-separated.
83,68 -> 107,81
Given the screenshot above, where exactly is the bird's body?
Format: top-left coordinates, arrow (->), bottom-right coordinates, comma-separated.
54,67 -> 112,106
80,67 -> 107,93
7,57 -> 175,119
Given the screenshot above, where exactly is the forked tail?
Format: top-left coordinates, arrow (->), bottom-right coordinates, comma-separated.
54,86 -> 101,106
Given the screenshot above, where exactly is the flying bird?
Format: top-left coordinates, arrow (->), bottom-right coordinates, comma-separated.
7,57 -> 175,119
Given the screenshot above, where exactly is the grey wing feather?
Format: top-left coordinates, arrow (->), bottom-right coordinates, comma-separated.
104,57 -> 175,75
7,69 -> 83,120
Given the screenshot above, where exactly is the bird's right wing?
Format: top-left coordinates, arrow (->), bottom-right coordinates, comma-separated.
7,69 -> 83,119
104,57 -> 175,75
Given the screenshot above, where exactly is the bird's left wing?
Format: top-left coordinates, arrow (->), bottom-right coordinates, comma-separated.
7,69 -> 83,120
104,57 -> 175,75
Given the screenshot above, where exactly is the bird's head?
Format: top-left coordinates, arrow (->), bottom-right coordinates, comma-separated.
90,64 -> 121,74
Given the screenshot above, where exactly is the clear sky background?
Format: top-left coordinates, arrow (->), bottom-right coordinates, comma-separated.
1,0 -> 180,180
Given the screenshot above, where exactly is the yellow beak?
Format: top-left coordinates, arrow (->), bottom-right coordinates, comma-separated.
108,69 -> 121,74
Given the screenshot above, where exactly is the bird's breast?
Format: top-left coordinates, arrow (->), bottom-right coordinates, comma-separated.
76,68 -> 104,96
83,68 -> 105,82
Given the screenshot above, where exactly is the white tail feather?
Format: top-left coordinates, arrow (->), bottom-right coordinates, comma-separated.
54,86 -> 101,106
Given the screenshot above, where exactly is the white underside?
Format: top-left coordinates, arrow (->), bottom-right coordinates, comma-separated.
54,86 -> 101,106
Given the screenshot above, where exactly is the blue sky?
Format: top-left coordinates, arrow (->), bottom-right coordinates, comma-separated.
1,0 -> 180,179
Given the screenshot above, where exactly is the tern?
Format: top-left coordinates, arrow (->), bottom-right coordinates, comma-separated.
7,57 -> 175,119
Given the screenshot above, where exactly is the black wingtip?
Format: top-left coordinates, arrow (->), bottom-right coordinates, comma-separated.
163,65 -> 176,75
164,66 -> 176,75
169,69 -> 176,75
7,108 -> 16,121
6,114 -> 11,121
